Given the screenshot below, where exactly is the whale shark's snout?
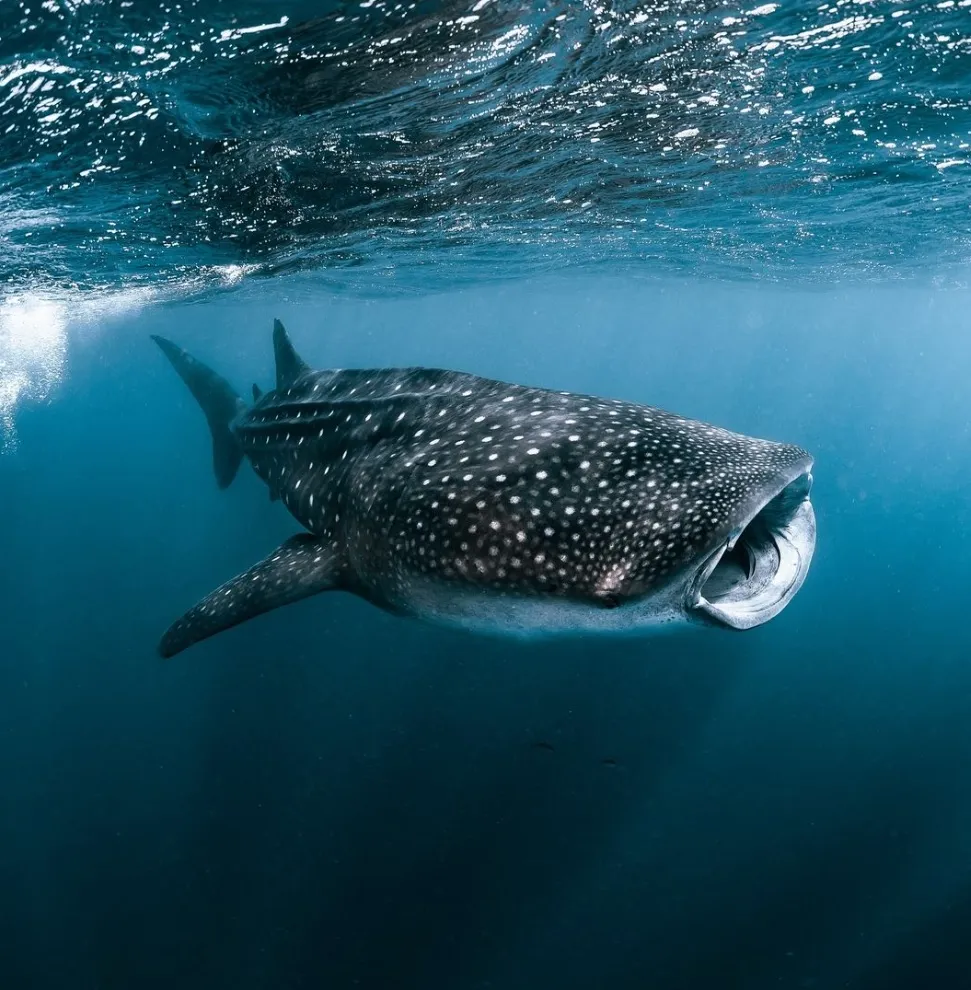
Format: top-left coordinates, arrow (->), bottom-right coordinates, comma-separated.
689,452 -> 815,631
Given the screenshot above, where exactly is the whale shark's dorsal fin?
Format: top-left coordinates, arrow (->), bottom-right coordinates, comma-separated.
273,319 -> 309,391
252,383 -> 263,401
157,534 -> 342,658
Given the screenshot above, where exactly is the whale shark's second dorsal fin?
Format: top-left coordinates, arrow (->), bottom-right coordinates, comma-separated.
273,319 -> 309,391
252,383 -> 263,401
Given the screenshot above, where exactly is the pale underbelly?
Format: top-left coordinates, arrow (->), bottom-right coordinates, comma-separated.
380,579 -> 691,641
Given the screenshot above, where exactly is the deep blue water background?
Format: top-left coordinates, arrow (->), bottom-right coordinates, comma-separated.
4,0 -> 971,984
3,280 -> 971,988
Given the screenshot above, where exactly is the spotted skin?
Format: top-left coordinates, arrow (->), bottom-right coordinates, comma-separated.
159,535 -> 341,658
242,367 -> 804,601
153,324 -> 813,656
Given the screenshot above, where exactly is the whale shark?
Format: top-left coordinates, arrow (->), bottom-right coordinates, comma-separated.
151,321 -> 816,658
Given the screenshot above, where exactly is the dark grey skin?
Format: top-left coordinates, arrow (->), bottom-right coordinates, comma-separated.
152,321 -> 816,658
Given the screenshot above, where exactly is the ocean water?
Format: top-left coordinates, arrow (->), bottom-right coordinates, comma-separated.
3,3 -> 971,990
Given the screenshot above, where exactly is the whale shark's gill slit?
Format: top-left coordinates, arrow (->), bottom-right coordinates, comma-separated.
697,471 -> 816,631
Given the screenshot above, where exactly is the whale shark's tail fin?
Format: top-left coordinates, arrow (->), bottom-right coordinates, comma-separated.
273,318 -> 309,390
151,335 -> 246,489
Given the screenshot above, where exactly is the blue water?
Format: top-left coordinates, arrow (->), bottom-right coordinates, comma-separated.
3,0 -> 971,293
3,2 -> 971,988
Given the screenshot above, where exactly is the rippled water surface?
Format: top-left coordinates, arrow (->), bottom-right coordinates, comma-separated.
2,0 -> 971,297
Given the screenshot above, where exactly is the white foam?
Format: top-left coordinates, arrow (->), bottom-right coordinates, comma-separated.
0,296 -> 67,449
0,286 -> 155,449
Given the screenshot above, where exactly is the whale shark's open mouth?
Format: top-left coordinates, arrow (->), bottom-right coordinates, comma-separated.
692,470 -> 816,631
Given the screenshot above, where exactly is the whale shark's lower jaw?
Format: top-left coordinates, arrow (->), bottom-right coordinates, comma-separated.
691,469 -> 816,631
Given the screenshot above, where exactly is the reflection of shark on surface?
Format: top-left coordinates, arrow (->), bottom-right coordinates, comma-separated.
152,320 -> 816,658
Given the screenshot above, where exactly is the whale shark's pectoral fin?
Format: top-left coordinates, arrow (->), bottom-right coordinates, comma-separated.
268,487 -> 281,503
158,534 -> 342,658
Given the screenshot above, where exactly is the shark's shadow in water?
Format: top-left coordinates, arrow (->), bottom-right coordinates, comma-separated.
178,608 -> 749,989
